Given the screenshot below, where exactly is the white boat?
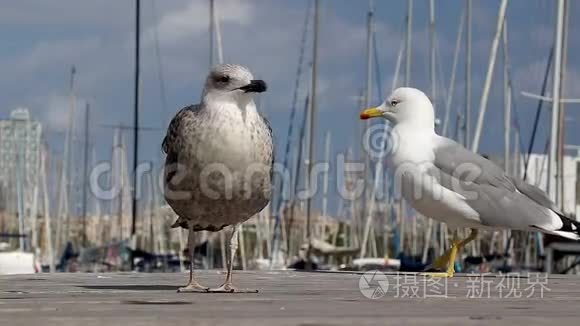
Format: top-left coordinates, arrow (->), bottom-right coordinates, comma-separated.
0,243 -> 36,274
352,257 -> 401,271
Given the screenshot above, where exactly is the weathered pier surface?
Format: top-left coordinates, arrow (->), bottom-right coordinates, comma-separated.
1,271 -> 580,325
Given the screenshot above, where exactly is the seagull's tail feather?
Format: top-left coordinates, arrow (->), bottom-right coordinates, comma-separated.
171,217 -> 188,229
554,215 -> 580,240
533,215 -> 580,241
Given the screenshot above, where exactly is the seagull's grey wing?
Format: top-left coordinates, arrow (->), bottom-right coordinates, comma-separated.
509,177 -> 564,216
433,137 -> 562,214
432,168 -> 558,229
162,104 -> 200,155
429,137 -> 569,232
433,137 -> 515,191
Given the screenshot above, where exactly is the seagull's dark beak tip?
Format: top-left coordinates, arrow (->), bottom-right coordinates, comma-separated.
240,80 -> 267,93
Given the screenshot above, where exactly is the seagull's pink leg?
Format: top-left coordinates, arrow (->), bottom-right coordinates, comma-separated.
177,225 -> 209,293
209,224 -> 257,293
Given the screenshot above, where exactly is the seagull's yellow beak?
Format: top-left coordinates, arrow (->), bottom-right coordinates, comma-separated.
359,107 -> 383,120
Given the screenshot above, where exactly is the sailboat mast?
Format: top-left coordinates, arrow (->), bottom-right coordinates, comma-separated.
362,0 -> 374,225
41,146 -> 55,272
209,0 -> 214,67
131,0 -> 140,247
364,0 -> 374,113
442,10 -> 464,137
465,0 -> 472,148
422,1 -> 437,259
16,127 -> 25,251
557,0 -> 569,210
321,131 -> 331,219
471,0 -> 508,152
429,0 -> 436,107
56,66 -> 76,254
405,0 -> 413,86
82,102 -> 90,247
501,19 -> 512,258
213,1 -> 224,64
305,0 -> 320,270
503,21 -> 511,173
548,0 -> 565,203
321,131 -> 331,241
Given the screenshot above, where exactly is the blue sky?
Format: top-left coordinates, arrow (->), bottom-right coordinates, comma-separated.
1,0 -> 579,214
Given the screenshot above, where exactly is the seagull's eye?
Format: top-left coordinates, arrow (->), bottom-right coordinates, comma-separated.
217,76 -> 230,83
390,99 -> 399,107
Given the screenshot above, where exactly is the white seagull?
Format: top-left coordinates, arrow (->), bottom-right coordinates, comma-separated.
163,64 -> 273,292
360,87 -> 579,277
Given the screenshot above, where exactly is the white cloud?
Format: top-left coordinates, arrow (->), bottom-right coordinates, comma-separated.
144,0 -> 254,47
16,38 -> 101,73
35,94 -> 87,132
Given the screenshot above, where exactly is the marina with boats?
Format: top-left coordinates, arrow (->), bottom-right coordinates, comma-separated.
1,0 -> 579,279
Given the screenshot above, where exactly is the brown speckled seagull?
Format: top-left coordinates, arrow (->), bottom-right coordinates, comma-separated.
163,64 -> 273,293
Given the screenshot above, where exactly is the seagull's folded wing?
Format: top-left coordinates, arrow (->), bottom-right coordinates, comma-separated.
429,137 -> 562,230
162,104 -> 201,155
509,177 -> 564,216
433,137 -> 515,191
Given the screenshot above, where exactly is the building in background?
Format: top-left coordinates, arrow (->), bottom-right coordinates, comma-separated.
0,108 -> 42,249
524,151 -> 580,219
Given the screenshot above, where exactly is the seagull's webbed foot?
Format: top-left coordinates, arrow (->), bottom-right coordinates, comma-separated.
420,241 -> 460,278
208,283 -> 258,293
419,271 -> 455,278
177,281 -> 209,293
420,229 -> 479,278
430,247 -> 455,270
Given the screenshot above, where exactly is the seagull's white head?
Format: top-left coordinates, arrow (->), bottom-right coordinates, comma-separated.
359,87 -> 435,129
202,64 -> 267,106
